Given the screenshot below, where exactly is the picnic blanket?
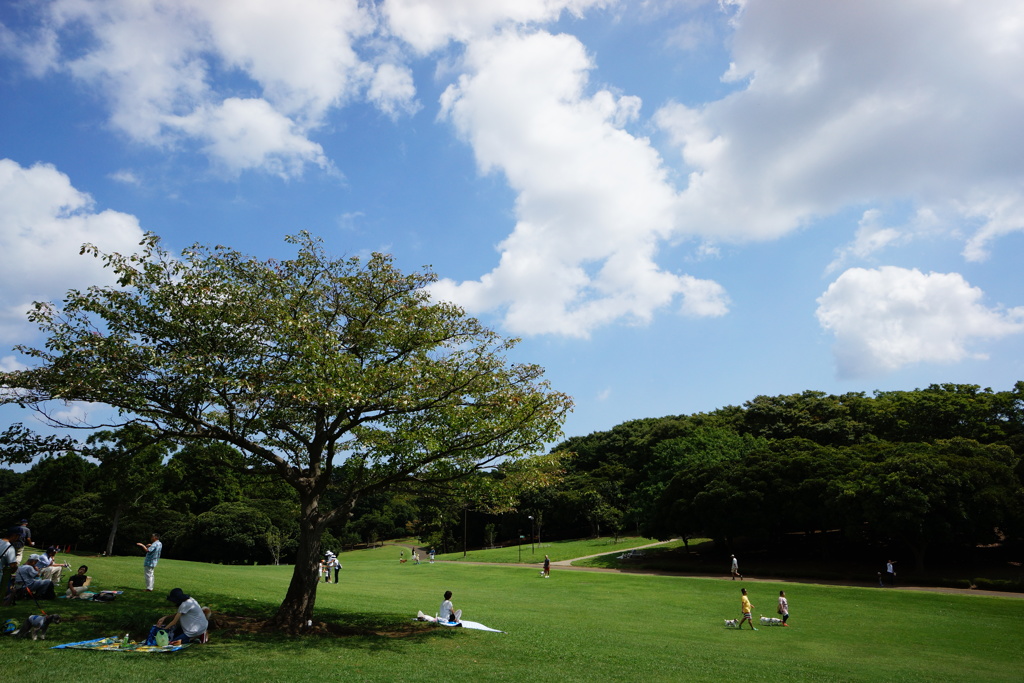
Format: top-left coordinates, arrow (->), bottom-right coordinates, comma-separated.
51,636 -> 188,653
439,620 -> 504,633
59,590 -> 122,601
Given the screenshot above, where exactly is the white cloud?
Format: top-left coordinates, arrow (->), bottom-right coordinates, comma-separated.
0,356 -> 28,373
655,0 -> 1024,255
12,0 -> 379,176
825,208 -> 943,274
815,266 -> 1024,378
0,159 -> 147,343
960,191 -> 1024,262
171,97 -> 331,178
382,0 -> 613,53
108,169 -> 141,185
432,30 -> 728,337
368,63 -> 420,118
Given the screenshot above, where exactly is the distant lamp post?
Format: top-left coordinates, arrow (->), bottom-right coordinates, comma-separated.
518,529 -> 522,563
528,515 -> 535,554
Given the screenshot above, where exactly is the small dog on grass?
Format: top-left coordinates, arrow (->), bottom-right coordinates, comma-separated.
16,614 -> 62,640
759,615 -> 783,626
724,619 -> 738,628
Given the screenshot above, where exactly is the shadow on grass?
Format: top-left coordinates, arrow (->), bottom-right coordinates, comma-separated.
202,591 -> 461,652
40,589 -> 457,654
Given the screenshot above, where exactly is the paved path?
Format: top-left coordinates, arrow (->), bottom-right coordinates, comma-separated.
388,540 -> 1024,599
549,539 -> 669,566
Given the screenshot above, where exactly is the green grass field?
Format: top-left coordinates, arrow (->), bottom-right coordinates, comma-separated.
433,535 -> 661,564
2,541 -> 1022,682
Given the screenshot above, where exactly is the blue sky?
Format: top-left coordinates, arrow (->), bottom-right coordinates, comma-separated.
1,0 -> 1022,444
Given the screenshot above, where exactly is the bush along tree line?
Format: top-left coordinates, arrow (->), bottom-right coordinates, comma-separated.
0,232 -> 572,632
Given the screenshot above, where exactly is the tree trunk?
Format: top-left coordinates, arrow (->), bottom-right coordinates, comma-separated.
105,505 -> 123,557
271,494 -> 325,632
910,538 -> 927,573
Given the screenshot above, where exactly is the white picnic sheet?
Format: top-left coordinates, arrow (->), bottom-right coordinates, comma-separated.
439,619 -> 504,633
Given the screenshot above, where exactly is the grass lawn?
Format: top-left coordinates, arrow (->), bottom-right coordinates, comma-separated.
1,543 -> 1022,682
432,535 -> 662,564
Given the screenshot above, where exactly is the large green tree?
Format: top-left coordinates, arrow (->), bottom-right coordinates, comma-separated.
0,233 -> 572,631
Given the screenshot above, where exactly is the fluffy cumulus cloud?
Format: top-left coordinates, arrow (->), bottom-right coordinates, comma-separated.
171,97 -> 330,178
432,30 -> 728,337
816,267 -> 1024,378
656,0 -> 1024,258
0,159 -> 146,343
382,0 -> 613,53
6,0 -> 388,176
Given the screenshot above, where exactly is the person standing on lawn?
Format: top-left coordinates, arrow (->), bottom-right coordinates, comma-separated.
137,533 -> 162,592
12,519 -> 31,565
731,554 -> 743,580
543,555 -> 550,578
778,590 -> 790,626
738,588 -> 757,630
1,527 -> 20,601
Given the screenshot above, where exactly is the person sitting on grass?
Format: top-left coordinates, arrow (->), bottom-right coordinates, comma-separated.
13,555 -> 55,599
66,565 -> 92,598
738,588 -> 757,630
416,590 -> 463,624
439,590 -> 462,624
156,588 -> 211,645
36,547 -> 69,585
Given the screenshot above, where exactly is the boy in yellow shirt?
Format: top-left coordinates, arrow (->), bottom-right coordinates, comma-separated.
739,588 -> 757,630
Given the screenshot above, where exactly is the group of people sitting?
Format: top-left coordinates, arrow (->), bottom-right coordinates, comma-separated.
1,525 -> 79,603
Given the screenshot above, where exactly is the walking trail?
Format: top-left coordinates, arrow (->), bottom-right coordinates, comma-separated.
391,540 -> 1023,599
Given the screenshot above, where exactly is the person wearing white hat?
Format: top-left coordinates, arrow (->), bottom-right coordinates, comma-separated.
12,554 -> 55,599
325,552 -> 341,583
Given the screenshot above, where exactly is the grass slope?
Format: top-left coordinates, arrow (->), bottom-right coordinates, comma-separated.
1,543 -> 1021,682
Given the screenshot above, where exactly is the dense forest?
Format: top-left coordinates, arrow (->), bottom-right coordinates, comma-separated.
3,382 -> 1022,574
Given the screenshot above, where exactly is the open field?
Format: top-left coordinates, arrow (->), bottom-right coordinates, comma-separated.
431,535 -> 663,564
2,542 -> 1022,682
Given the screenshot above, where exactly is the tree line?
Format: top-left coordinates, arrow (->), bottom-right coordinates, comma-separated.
544,383 -> 1024,571
5,383 -> 1021,575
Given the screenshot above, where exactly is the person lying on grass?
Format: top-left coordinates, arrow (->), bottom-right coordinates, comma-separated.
156,588 -> 211,644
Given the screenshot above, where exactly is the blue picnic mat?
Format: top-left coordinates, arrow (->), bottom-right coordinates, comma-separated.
52,636 -> 188,653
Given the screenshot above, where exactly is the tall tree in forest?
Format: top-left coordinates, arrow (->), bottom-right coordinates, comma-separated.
87,425 -> 170,556
0,233 -> 572,632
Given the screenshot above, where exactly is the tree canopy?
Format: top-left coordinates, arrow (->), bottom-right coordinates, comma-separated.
0,232 -> 572,631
